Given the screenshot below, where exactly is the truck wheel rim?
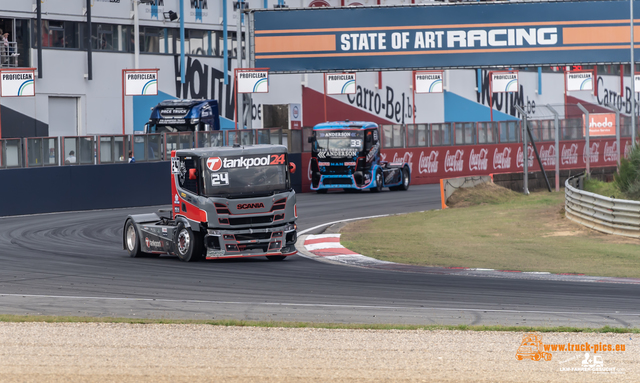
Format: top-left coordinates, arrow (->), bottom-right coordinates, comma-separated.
178,229 -> 190,255
126,225 -> 136,251
376,173 -> 382,187
403,171 -> 409,186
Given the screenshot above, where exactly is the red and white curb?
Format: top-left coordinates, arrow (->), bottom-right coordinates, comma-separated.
297,234 -> 640,284
303,234 -> 394,266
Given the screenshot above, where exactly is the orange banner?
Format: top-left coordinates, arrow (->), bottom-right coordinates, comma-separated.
583,113 -> 616,136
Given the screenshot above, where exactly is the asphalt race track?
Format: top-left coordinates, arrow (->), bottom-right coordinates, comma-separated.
1,184 -> 640,328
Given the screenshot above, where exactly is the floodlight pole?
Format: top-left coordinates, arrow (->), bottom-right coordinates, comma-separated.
133,0 -> 140,69
237,1 -> 243,130
577,103 -> 590,174
515,104 -> 529,195
545,104 -> 561,192
604,101 -> 622,171
631,0 -> 637,145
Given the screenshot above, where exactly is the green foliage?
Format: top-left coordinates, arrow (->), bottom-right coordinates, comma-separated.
614,144 -> 640,194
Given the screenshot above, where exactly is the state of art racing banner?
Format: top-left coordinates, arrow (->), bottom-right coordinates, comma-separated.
253,1 -> 640,72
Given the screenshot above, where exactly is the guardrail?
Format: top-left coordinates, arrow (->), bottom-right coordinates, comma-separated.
564,174 -> 640,239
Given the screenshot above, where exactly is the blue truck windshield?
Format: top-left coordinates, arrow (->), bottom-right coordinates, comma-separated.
201,154 -> 289,197
314,130 -> 363,158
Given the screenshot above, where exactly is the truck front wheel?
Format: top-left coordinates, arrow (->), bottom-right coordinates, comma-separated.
371,170 -> 383,192
124,219 -> 143,258
175,223 -> 204,262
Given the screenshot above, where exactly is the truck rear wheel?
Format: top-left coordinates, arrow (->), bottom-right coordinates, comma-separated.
371,170 -> 383,192
399,167 -> 410,191
124,219 -> 143,258
175,222 -> 204,262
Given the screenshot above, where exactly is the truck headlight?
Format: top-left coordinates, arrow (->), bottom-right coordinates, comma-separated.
284,223 -> 297,232
208,229 -> 221,235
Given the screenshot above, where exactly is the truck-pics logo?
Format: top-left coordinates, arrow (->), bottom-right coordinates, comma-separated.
419,151 -> 439,174
237,203 -> 265,210
469,148 -> 488,171
493,147 -> 512,170
561,143 -> 578,165
516,333 -> 553,362
444,150 -> 464,172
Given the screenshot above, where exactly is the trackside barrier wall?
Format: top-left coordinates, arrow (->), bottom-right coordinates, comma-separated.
440,175 -> 493,209
0,162 -> 170,217
565,174 -> 640,239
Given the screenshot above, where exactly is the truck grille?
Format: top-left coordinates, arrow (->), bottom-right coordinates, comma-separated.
228,216 -> 274,226
323,177 -> 353,186
234,232 -> 273,241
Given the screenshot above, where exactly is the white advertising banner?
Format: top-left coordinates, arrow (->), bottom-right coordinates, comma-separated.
237,70 -> 269,93
415,71 -> 443,93
124,69 -> 158,96
0,69 -> 36,97
326,73 -> 356,95
491,72 -> 519,93
635,74 -> 640,93
566,71 -> 594,91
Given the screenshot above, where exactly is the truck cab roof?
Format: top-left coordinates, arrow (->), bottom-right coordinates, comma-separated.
313,121 -> 378,130
175,144 -> 288,158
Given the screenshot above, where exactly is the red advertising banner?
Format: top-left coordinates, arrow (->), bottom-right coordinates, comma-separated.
582,113 -> 616,136
300,138 -> 628,192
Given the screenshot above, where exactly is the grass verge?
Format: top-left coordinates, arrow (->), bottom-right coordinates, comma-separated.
341,183 -> 640,278
583,177 -> 623,199
0,314 -> 637,333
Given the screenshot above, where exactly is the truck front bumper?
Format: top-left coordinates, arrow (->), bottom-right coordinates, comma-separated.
204,223 -> 297,259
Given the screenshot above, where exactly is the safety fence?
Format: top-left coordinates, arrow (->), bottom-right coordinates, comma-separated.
565,174 -> 640,239
0,117 -> 636,169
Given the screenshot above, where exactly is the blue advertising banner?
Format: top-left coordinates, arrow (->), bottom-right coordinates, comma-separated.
252,1 -> 639,73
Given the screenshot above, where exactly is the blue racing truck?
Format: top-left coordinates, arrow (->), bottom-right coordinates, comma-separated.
308,121 -> 410,193
145,99 -> 220,133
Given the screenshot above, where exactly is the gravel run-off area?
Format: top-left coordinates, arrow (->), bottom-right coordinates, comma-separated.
0,322 -> 637,382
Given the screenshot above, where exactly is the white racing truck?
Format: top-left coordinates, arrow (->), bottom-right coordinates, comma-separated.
123,144 -> 298,261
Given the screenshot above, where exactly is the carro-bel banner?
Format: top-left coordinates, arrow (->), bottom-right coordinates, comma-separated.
124,69 -> 158,96
583,113 -> 616,136
0,68 -> 36,97
252,1 -> 640,72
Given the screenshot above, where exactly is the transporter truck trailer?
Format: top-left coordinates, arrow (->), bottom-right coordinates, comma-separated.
123,144 -> 298,262
308,121 -> 410,193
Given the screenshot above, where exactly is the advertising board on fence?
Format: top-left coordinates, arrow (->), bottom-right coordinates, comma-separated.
566,72 -> 594,92
325,73 -> 356,95
237,70 -> 269,93
583,113 -> 616,136
491,72 -> 519,93
124,69 -> 158,96
300,138 -> 627,191
0,68 -> 35,97
253,1 -> 640,72
415,71 -> 443,93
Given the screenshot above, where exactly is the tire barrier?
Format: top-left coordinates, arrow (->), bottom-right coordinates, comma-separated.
564,174 -> 640,239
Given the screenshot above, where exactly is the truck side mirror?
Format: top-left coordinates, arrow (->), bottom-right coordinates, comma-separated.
307,136 -> 315,143
289,162 -> 296,174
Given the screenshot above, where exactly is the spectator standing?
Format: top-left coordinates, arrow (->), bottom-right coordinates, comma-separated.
65,150 -> 77,164
128,150 -> 135,163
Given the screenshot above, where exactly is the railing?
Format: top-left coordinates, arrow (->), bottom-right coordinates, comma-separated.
1,41 -> 19,68
0,116 -> 636,169
565,174 -> 640,239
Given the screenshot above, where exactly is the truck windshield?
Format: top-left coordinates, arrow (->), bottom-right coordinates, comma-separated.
150,124 -> 194,133
314,130 -> 363,158
202,154 -> 290,197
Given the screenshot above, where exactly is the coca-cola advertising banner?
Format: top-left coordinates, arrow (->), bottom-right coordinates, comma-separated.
300,138 -> 629,192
